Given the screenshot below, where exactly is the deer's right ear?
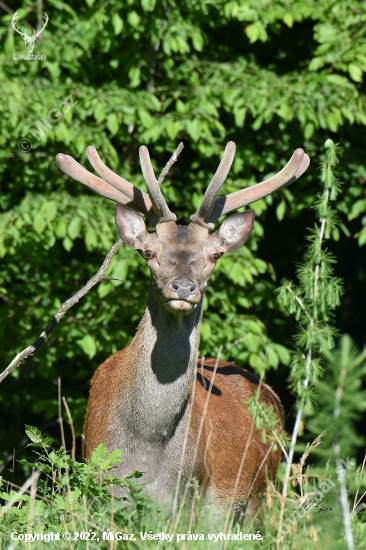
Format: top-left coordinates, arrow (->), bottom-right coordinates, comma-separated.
115,203 -> 149,249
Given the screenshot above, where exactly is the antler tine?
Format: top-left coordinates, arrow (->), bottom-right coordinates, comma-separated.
56,153 -> 153,219
56,153 -> 129,203
190,141 -> 236,228
139,146 -> 177,223
86,146 -> 154,219
294,152 -> 310,180
207,148 -> 310,224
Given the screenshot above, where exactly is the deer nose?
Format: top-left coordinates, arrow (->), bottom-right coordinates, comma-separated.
171,277 -> 197,299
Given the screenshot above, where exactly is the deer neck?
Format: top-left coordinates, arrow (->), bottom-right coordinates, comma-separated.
122,279 -> 203,441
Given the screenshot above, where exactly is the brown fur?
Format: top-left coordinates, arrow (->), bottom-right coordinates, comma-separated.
83,354 -> 284,509
190,358 -> 283,509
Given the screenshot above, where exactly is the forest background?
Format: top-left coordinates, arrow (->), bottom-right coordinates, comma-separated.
0,0 -> 366,506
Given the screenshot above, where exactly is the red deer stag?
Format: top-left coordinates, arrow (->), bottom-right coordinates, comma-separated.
56,142 -> 309,517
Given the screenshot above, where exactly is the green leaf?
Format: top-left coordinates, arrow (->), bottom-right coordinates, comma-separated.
127,11 -> 140,29
98,281 -> 111,298
341,107 -> 355,124
42,437 -> 53,448
304,122 -> 315,141
45,201 -> 58,222
245,23 -> 259,43
348,63 -> 363,83
128,66 -> 141,88
63,236 -> 73,251
33,212 -> 46,235
176,99 -> 187,113
90,442 -> 108,464
273,344 -> 291,365
94,103 -> 106,123
138,109 -> 153,128
201,322 -> 211,341
167,121 -> 181,140
112,13 -> 124,35
56,218 -> 67,239
276,201 -> 286,221
141,0 -> 156,10
245,21 -> 267,43
18,459 -> 40,468
68,217 -> 81,240
85,226 -> 98,250
191,31 -> 204,51
230,263 -> 243,284
283,13 -> 293,28
107,113 -> 120,135
234,107 -> 247,126
111,259 -> 128,282
77,334 -> 97,359
25,425 -> 43,444
308,57 -> 325,71
186,119 -> 200,142
349,199 -> 366,221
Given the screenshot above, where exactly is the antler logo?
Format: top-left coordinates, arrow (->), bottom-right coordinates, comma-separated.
12,10 -> 48,54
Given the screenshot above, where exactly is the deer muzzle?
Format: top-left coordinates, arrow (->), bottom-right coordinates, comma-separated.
164,277 -> 201,312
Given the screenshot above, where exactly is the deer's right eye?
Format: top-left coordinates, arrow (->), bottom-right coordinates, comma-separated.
210,253 -> 222,263
144,250 -> 155,260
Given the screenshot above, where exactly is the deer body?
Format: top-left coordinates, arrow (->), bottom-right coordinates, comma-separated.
83,220 -> 283,513
83,283 -> 283,512
56,140 -> 309,515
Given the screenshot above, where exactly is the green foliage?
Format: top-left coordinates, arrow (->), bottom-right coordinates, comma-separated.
272,336 -> 366,550
276,140 -> 344,412
274,143 -> 366,549
308,335 -> 366,462
0,426 -> 143,539
0,427 -> 365,550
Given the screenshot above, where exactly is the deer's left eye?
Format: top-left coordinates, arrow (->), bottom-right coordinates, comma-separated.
210,253 -> 222,263
144,250 -> 155,260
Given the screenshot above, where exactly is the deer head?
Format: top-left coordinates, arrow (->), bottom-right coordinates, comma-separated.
12,11 -> 48,54
56,143 -> 309,314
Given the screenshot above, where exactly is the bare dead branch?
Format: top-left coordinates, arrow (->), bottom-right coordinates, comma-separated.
0,419 -> 59,474
62,396 -> 76,462
0,239 -> 123,384
1,2 -> 34,31
157,142 -> 184,187
0,470 -> 41,518
0,1 -> 13,15
58,377 -> 66,452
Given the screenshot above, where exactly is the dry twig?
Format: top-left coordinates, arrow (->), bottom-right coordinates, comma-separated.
0,239 -> 123,384
157,142 -> 184,187
0,470 -> 41,519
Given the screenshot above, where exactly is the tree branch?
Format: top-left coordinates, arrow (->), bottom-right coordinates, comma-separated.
0,239 -> 123,384
157,142 -> 184,187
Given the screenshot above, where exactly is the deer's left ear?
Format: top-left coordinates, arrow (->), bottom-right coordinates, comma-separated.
212,209 -> 255,253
